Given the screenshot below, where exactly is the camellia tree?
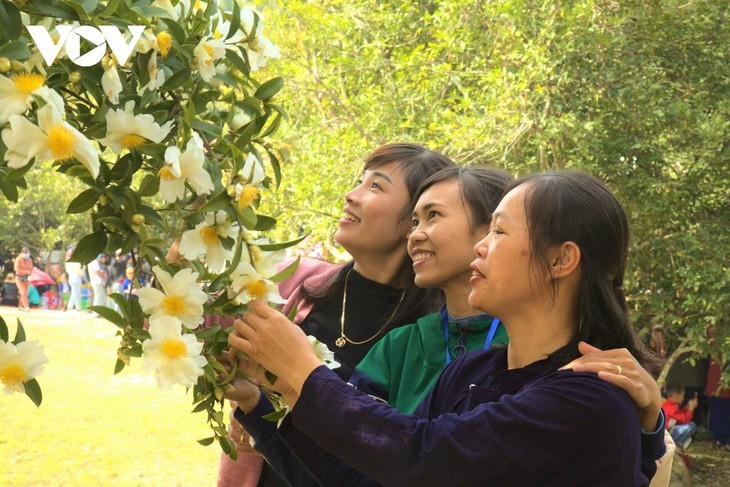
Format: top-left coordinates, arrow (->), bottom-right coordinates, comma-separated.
0,0 -> 311,458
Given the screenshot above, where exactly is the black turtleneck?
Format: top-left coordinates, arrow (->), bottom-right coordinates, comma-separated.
299,268 -> 405,380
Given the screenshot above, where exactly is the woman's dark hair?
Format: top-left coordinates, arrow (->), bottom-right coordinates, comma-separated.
510,170 -> 663,375
304,142 -> 456,325
413,165 -> 514,231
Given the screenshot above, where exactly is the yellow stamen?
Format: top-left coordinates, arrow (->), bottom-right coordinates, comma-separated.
245,280 -> 268,300
48,124 -> 76,161
12,72 -> 45,94
159,166 -> 180,182
200,226 -> 219,245
121,134 -> 146,150
194,0 -> 203,10
0,363 -> 28,388
237,186 -> 260,210
161,295 -> 186,317
156,32 -> 172,57
161,338 -> 187,358
204,45 -> 214,66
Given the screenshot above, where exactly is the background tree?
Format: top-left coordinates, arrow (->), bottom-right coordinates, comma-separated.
258,0 -> 730,383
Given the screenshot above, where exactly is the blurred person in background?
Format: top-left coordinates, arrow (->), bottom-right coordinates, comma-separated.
14,246 -> 34,312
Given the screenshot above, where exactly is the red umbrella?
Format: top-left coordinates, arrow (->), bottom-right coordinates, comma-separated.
29,267 -> 56,286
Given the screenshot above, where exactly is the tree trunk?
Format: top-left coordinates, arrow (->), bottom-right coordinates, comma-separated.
657,345 -> 693,389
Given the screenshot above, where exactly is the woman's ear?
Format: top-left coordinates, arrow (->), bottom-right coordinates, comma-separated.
550,241 -> 581,279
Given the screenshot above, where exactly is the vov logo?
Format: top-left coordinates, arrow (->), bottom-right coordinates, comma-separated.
26,25 -> 145,67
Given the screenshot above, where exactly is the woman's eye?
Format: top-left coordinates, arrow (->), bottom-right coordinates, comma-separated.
411,218 -> 419,228
428,210 -> 439,219
370,182 -> 381,190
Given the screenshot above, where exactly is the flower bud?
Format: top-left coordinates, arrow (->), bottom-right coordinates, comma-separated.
68,71 -> 81,84
98,195 -> 108,206
214,387 -> 224,401
10,60 -> 24,72
0,57 -> 11,73
226,185 -> 237,198
131,213 -> 145,225
131,223 -> 141,233
117,349 -> 131,366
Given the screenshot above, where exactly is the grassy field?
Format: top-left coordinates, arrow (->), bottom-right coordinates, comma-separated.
0,307 -> 223,486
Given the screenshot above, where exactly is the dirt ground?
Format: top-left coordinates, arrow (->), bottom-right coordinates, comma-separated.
673,431 -> 730,487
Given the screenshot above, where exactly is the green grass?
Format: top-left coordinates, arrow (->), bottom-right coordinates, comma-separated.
1,307 -> 223,486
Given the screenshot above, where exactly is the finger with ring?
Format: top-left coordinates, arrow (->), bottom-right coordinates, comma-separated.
616,365 -> 622,376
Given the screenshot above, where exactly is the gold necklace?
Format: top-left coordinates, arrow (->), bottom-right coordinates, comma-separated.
335,267 -> 406,347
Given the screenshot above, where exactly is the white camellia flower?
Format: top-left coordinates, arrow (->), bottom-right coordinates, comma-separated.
142,316 -> 206,389
101,62 -> 123,104
159,132 -> 214,202
139,51 -> 166,94
0,72 -> 64,124
247,238 -> 285,277
193,36 -> 227,82
239,5 -> 280,72
1,103 -> 100,178
151,0 -> 184,20
137,266 -> 208,327
0,339 -> 48,394
98,100 -> 173,154
228,261 -> 284,305
242,152 -> 265,184
229,108 -> 252,132
178,211 -> 234,274
307,336 -> 340,370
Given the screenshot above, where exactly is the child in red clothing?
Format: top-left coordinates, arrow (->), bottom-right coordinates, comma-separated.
662,383 -> 698,450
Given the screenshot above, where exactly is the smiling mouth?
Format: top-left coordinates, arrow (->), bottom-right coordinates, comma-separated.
411,252 -> 432,263
342,212 -> 361,223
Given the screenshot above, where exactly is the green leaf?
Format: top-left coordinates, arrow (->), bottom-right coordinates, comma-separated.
226,0 -> 241,41
191,120 -> 222,138
0,39 -> 29,60
225,49 -> 249,76
0,315 -> 8,342
96,216 -> 131,233
254,215 -> 277,231
66,188 -> 100,214
197,190 -> 231,213
162,67 -> 192,91
88,306 -> 127,329
35,1 -> 80,20
69,232 -> 108,263
286,301 -> 299,322
0,177 -> 19,202
114,358 -> 126,374
137,205 -> 165,231
266,149 -> 282,189
100,0 -> 120,16
137,174 -> 160,197
24,379 -> 42,407
254,77 -> 285,101
0,1 -> 22,42
219,436 -> 237,460
238,206 -> 257,230
198,436 -> 215,446
264,370 -> 278,385
257,236 -> 307,252
269,257 -> 300,284
12,319 -> 25,344
121,232 -> 140,255
262,407 -> 288,422
260,113 -> 282,139
108,293 -> 132,322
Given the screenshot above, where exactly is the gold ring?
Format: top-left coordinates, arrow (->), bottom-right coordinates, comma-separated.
616,365 -> 622,376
